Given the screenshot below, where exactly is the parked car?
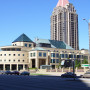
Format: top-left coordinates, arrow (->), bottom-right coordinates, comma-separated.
81,71 -> 90,78
20,71 -> 30,76
5,71 -> 12,75
11,71 -> 20,75
61,72 -> 76,78
0,71 -> 5,74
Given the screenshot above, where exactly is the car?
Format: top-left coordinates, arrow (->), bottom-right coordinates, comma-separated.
61,72 -> 76,78
0,71 -> 5,74
5,71 -> 12,75
11,71 -> 20,75
81,71 -> 90,78
20,71 -> 30,76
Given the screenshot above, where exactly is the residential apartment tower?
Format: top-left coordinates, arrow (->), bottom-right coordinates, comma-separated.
50,0 -> 79,50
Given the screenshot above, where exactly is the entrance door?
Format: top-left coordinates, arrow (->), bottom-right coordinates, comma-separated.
32,59 -> 35,68
39,59 -> 46,68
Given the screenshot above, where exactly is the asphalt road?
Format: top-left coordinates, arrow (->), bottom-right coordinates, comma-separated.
0,75 -> 90,90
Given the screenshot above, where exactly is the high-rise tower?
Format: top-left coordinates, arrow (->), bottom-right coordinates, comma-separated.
50,0 -> 79,50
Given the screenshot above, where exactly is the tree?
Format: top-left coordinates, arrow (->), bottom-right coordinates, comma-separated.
75,60 -> 81,68
82,58 -> 88,64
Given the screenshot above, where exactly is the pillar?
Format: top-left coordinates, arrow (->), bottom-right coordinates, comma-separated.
23,64 -> 25,70
69,67 -> 71,72
17,64 -> 18,71
10,64 -> 12,71
35,59 -> 39,69
46,59 -> 48,65
3,64 -> 5,71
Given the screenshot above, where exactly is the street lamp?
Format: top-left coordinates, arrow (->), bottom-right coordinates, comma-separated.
83,18 -> 90,68
83,19 -> 90,53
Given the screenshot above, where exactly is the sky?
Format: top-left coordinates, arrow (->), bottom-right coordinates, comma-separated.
0,0 -> 90,50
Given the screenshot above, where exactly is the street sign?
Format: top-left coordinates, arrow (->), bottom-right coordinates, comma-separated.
81,64 -> 90,67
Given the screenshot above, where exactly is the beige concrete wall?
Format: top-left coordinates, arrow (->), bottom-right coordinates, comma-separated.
0,51 -> 29,64
12,42 -> 34,48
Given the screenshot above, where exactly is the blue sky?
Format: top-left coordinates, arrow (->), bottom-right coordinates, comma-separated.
0,0 -> 90,50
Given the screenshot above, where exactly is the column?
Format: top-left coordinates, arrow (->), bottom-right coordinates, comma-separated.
10,64 -> 12,71
3,64 -> 5,71
35,59 -> 39,69
23,64 -> 25,70
29,59 -> 32,68
17,64 -> 18,71
46,58 -> 48,65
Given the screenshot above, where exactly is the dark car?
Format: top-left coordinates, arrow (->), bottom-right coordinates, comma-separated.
5,71 -> 12,75
11,71 -> 20,75
61,72 -> 76,78
20,71 -> 30,76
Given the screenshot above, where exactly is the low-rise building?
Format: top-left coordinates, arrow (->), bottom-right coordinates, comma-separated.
0,34 -> 89,71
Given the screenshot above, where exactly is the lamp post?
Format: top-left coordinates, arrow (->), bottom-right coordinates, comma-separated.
83,19 -> 90,68
83,19 -> 90,52
72,59 -> 75,80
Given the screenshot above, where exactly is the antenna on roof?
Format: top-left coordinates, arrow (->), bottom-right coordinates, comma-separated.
35,37 -> 39,42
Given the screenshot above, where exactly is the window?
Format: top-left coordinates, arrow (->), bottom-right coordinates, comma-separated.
9,54 -> 11,56
9,60 -> 11,62
7,49 -> 10,51
33,53 -> 35,57
77,55 -> 81,58
23,54 -> 24,56
0,54 -> 2,56
65,54 -> 68,58
61,54 -> 64,58
74,55 -> 76,58
56,59 -> 59,63
0,59 -> 2,62
12,48 -> 15,51
18,54 -> 20,56
25,44 -> 27,47
17,48 -> 21,51
39,52 -> 42,57
29,44 -> 32,47
18,60 -> 20,62
22,60 -> 24,62
13,54 -> 16,56
4,54 -> 6,56
51,59 -> 55,63
51,53 -> 55,57
30,53 -> 32,57
69,54 -> 73,58
4,59 -> 6,62
13,60 -> 15,62
43,53 -> 46,57
56,54 -> 59,58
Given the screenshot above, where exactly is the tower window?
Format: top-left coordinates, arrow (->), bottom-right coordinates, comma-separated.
25,44 -> 27,47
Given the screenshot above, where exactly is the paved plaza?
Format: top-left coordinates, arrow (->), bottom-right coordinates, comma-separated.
0,75 -> 90,90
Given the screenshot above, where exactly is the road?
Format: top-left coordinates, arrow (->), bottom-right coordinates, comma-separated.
0,75 -> 90,90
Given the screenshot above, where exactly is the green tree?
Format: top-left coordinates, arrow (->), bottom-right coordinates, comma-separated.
82,58 -> 88,64
75,60 -> 81,68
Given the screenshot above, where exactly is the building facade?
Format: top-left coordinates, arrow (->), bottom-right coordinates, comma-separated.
50,0 -> 79,50
0,34 -> 89,71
